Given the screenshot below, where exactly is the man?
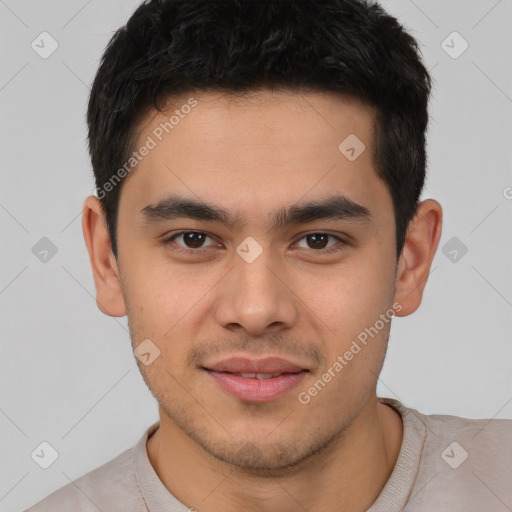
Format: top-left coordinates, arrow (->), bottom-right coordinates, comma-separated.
27,0 -> 511,510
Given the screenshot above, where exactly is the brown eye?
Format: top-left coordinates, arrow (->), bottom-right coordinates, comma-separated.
182,232 -> 207,248
295,233 -> 341,251
306,234 -> 329,249
166,231 -> 217,251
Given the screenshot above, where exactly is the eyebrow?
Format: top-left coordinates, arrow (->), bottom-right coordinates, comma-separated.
140,194 -> 372,232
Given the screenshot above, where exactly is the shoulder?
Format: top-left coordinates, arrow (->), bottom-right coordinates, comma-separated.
415,405 -> 512,470
385,398 -> 512,511
25,445 -> 143,512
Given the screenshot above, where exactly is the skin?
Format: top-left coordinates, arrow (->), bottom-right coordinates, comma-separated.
82,90 -> 442,511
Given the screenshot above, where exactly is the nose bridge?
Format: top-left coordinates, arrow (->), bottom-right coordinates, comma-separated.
233,241 -> 281,307
237,237 -> 272,278
214,241 -> 297,334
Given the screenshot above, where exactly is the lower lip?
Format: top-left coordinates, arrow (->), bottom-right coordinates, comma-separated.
205,370 -> 307,403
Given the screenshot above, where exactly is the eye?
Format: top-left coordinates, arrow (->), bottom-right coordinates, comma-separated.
163,230 -> 348,256
294,233 -> 345,252
164,231 -> 219,252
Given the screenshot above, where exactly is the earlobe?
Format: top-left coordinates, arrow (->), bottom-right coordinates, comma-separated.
82,196 -> 127,317
393,199 -> 443,316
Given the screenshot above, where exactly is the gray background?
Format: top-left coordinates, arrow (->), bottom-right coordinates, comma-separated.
1,1 -> 511,510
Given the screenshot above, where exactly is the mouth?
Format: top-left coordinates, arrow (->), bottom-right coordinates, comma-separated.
202,357 -> 310,403
221,372 -> 296,379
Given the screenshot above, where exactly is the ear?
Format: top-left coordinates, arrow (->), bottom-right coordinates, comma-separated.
393,199 -> 442,316
82,195 -> 127,317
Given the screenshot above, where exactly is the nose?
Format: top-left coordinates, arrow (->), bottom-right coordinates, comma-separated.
214,246 -> 298,336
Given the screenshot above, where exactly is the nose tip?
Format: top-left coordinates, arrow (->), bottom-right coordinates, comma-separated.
214,250 -> 298,335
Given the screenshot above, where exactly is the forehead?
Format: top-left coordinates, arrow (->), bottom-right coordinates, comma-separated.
136,89 -> 375,155
121,89 -> 391,225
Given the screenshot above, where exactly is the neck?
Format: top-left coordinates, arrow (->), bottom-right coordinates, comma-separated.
147,396 -> 403,512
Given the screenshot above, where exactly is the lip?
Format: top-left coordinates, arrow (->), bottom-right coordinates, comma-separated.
204,356 -> 307,374
202,356 -> 309,403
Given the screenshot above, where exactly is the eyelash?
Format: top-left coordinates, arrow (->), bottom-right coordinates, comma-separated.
162,230 -> 349,255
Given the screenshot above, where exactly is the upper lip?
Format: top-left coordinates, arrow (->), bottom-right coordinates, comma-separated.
203,356 -> 308,374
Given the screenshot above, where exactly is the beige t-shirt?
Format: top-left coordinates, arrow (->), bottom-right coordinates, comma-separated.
26,398 -> 512,511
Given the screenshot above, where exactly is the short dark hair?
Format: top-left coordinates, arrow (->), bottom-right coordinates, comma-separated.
87,0 -> 432,260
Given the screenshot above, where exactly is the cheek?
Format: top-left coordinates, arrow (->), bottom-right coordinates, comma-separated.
123,261 -> 224,347
305,260 -> 392,335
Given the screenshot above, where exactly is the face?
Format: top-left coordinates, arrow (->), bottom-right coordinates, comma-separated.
112,90 -> 401,469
